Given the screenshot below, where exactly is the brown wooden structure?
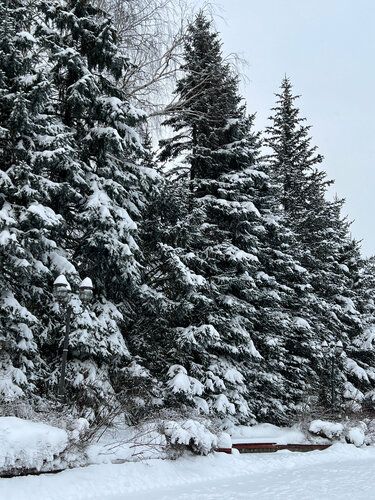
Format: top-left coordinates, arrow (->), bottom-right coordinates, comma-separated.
217,442 -> 331,454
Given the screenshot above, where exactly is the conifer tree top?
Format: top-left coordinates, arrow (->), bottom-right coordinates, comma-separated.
160,11 -> 250,183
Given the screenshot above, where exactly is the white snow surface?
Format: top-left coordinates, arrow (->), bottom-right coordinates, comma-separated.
231,423 -> 307,444
87,418 -> 219,462
309,419 -> 344,439
0,417 -> 68,473
80,277 -> 93,288
3,443 -> 375,500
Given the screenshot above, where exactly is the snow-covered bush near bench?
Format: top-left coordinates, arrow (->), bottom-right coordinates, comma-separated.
162,419 -> 220,456
87,416 -> 226,463
346,426 -> 366,447
309,420 -> 344,439
308,419 -> 369,446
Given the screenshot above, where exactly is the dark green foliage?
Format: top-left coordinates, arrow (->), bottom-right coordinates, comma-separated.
266,77 -> 373,415
0,0 -> 66,399
1,1 -> 374,428
154,14 -> 325,424
0,0 -> 155,414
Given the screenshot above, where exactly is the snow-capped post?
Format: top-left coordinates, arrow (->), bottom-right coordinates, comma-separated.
53,274 -> 71,303
322,340 -> 344,411
53,276 -> 93,399
79,277 -> 94,305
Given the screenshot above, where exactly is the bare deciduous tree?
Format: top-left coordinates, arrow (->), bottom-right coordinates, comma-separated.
95,0 -> 247,136
95,0 -> 199,114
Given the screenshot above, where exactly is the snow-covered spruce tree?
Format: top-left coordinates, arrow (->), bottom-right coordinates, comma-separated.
0,0 -> 75,402
131,173 -> 216,419
155,13 -> 259,423
245,166 -> 325,423
265,77 -> 371,413
352,255 -> 375,411
0,0 -> 111,408
27,0 -> 157,413
151,13 -> 317,425
159,11 -> 244,187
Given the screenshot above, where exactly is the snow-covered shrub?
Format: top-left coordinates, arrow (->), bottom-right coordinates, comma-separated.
0,417 -> 68,475
0,398 -> 37,420
87,421 -> 168,464
217,432 -> 232,449
309,419 -> 344,439
61,417 -> 93,467
0,415 -> 93,476
161,419 -> 219,456
345,425 -> 366,446
362,418 -> 375,445
83,415 -> 222,463
308,418 -> 370,447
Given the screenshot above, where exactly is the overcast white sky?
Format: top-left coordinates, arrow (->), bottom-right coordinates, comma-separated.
212,0 -> 375,256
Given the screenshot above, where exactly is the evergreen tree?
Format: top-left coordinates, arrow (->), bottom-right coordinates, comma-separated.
266,77 -> 370,414
154,14 -> 320,424
160,11 -> 244,190
34,0 -> 158,410
0,0 -> 73,400
0,0 -> 157,414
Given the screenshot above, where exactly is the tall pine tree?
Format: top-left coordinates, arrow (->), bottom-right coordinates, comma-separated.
266,77 -> 371,414
34,0 -> 158,410
153,14 -> 321,424
0,0 -> 75,401
0,0 -> 157,415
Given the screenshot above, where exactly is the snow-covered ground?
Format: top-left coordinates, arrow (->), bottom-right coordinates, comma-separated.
2,443 -> 375,500
232,422 -> 310,444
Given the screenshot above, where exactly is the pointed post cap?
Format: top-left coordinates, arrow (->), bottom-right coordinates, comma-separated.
80,277 -> 93,289
79,277 -> 93,304
54,274 -> 69,287
53,275 -> 71,303
321,340 -> 329,354
335,340 -> 344,355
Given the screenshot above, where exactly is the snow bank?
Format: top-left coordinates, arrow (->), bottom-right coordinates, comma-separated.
232,421 -> 369,448
232,423 -> 307,444
88,418 -> 221,463
308,419 -> 370,447
309,420 -> 344,439
0,417 -> 68,474
1,442 -> 373,500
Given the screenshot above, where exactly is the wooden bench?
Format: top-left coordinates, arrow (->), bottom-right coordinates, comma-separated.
217,442 -> 331,454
